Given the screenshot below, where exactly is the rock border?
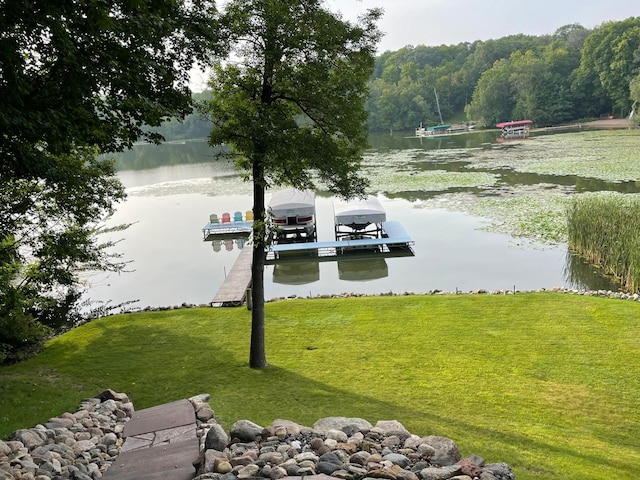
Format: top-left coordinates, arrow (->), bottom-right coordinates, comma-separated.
0,389 -> 132,480
1,392 -> 515,480
190,394 -> 515,480
112,287 -> 640,314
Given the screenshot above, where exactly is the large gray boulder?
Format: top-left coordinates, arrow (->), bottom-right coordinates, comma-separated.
483,463 -> 515,480
422,435 -> 461,466
230,419 -> 263,442
374,420 -> 411,440
312,417 -> 372,434
205,424 -> 229,451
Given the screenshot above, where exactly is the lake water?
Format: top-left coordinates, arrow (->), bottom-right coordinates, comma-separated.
87,130 -> 626,310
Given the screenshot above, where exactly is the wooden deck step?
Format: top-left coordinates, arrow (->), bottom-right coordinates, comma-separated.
102,438 -> 199,480
103,399 -> 199,480
123,400 -> 196,437
212,247 -> 253,306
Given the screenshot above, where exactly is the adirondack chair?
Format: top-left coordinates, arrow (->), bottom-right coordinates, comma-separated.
221,212 -> 231,223
245,210 -> 254,221
233,211 -> 243,222
209,213 -> 219,224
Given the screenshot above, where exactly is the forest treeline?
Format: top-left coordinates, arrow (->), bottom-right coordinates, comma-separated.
157,16 -> 640,139
367,17 -> 640,130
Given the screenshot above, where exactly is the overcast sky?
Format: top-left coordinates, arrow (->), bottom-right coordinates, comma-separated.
326,0 -> 639,52
191,2 -> 638,90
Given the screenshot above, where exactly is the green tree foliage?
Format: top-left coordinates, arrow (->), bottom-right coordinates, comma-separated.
146,112 -> 214,142
460,34 -> 551,88
0,0 -> 219,362
205,0 -> 380,368
630,74 -> 640,125
465,59 -> 514,127
573,17 -> 640,116
469,41 -> 579,127
0,0 -> 218,180
367,35 -> 553,130
631,75 -> 640,107
143,91 -> 215,142
367,18 -> 640,129
0,150 -> 126,362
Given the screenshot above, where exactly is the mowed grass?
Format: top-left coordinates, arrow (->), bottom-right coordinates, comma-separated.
1,293 -> 639,480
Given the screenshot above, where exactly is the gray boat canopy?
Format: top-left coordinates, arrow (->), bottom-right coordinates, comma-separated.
333,195 -> 386,226
268,188 -> 316,218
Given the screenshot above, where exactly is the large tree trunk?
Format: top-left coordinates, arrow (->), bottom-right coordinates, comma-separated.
249,158 -> 268,369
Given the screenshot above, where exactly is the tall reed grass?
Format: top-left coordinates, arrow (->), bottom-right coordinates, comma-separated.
567,193 -> 640,292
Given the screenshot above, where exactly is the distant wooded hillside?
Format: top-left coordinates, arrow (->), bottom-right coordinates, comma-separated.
145,90 -> 213,141
161,17 -> 640,139
367,17 -> 640,130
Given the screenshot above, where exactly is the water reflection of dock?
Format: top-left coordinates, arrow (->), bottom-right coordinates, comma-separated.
210,221 -> 414,306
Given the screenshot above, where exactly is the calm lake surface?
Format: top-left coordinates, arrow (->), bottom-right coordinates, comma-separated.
88,129 -> 633,309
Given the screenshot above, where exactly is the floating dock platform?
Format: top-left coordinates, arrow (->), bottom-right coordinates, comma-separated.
202,221 -> 253,240
266,221 -> 414,262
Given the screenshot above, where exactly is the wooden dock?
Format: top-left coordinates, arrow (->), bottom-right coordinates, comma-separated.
211,247 -> 253,306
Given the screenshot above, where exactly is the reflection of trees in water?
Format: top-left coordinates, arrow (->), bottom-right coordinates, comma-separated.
564,251 -> 621,292
367,130 -> 497,150
105,141 -> 228,171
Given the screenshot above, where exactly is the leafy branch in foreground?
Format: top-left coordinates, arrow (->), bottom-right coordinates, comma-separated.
0,149 -> 127,363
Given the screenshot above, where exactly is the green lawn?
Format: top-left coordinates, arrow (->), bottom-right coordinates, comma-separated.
1,293 -> 639,480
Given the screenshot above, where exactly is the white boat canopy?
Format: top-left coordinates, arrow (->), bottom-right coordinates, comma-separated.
268,188 -> 316,218
334,195 -> 386,226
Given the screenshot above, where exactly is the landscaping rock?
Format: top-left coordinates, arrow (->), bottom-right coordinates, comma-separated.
230,420 -> 264,442
374,420 -> 411,441
483,463 -> 516,480
457,457 -> 484,477
312,417 -> 372,433
1,391 -> 132,480
420,465 -> 462,480
192,415 -> 514,480
206,423 -> 230,451
424,436 -> 462,466
3,392 -> 515,480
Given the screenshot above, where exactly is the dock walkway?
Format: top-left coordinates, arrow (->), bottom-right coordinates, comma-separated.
209,221 -> 414,307
211,246 -> 253,306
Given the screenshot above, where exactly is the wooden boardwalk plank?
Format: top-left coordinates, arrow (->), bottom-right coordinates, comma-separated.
102,438 -> 199,480
123,400 -> 196,437
212,247 -> 253,305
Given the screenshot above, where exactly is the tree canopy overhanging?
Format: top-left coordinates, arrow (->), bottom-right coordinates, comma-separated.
0,0 -> 219,363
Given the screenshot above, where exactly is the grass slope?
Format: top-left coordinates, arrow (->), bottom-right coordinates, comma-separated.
1,293 -> 639,480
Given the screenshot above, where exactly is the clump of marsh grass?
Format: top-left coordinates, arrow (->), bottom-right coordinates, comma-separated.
567,193 -> 640,292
